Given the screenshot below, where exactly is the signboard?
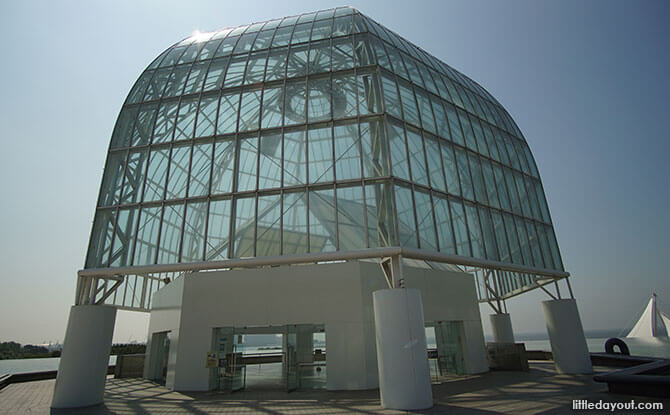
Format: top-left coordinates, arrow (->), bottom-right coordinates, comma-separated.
206,351 -> 218,368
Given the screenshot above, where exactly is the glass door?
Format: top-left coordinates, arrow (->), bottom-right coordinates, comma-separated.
434,321 -> 466,375
214,327 -> 245,393
285,325 -> 298,391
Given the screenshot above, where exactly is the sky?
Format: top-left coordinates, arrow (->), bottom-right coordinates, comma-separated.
0,0 -> 668,344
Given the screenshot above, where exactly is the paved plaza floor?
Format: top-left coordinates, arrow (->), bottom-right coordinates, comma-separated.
1,362 -> 667,414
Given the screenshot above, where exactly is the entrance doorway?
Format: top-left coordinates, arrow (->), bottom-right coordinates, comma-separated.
426,321 -> 466,380
149,331 -> 170,385
211,324 -> 325,392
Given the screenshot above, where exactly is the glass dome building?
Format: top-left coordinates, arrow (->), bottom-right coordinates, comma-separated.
54,8 -> 593,408
84,6 -> 565,307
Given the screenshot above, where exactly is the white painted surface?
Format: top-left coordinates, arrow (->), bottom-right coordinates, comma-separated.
373,288 -> 433,410
51,305 -> 117,408
542,299 -> 593,374
145,261 -> 486,391
490,313 -> 515,343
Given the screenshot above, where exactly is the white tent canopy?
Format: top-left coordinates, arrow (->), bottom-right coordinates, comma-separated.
627,293 -> 670,338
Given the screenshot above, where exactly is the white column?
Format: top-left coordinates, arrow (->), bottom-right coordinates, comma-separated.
51,305 -> 117,408
489,313 -> 515,343
373,288 -> 432,410
542,299 -> 592,374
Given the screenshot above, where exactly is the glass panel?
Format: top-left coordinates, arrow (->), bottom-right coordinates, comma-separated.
332,15 -> 352,36
381,75 -> 402,119
233,33 -> 256,54
243,52 -> 267,84
215,35 -> 239,58
308,40 -> 331,75
332,74 -> 357,119
127,71 -> 152,104
398,82 -> 420,126
308,126 -> 333,183
174,97 -> 198,140
479,206 -> 498,261
166,145 -> 190,199
163,66 -> 189,98
157,204 -> 184,264
361,119 -> 389,178
493,164 -> 510,211
206,199 -> 231,260
481,160 -> 500,209
450,199 -> 470,256
203,57 -> 229,91
238,90 -> 262,132
237,136 -> 258,191
223,56 -> 247,87
198,38 -> 223,61
357,72 -> 381,115
516,216 -> 532,265
111,107 -> 138,149
258,132 -> 282,189
144,68 -> 170,100
282,192 -> 308,254
86,209 -> 115,267
469,154 -> 487,204
514,172 -> 531,217
415,189 -> 437,250
189,141 -> 211,197
261,86 -> 283,129
441,141 -> 460,196
195,94 -> 218,137
311,19 -> 332,41
133,205 -> 161,265
182,201 -> 207,262
307,77 -> 331,122
284,81 -> 306,126
283,129 -> 307,186
354,35 -> 374,66
121,149 -> 148,204
470,116 -> 488,157
406,128 -> 428,186
444,103 -> 464,146
503,213 -> 522,264
309,188 -> 336,252
290,22 -> 312,44
434,195 -> 455,254
144,148 -> 169,202
387,121 -> 410,181
256,194 -> 281,257
547,227 -> 563,270
537,225 -> 554,269
365,182 -> 395,247
337,185 -> 366,251
504,168 -> 522,215
457,109 -> 477,151
394,185 -> 417,247
492,210 -> 510,262
454,148 -> 474,200
252,29 -> 274,51
273,25 -> 294,47
153,99 -> 179,143
331,37 -> 354,71
211,139 -> 235,194
233,196 -> 256,257
464,203 -> 483,258
110,207 -> 138,267
287,44 -> 308,78
526,220 -> 544,268
424,136 -> 446,192
99,151 -> 126,206
265,47 -> 288,81
416,91 -> 436,134
217,92 -> 240,134
132,103 -> 158,146
333,123 -> 361,180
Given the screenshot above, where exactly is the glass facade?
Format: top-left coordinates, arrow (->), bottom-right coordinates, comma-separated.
86,6 -> 563,273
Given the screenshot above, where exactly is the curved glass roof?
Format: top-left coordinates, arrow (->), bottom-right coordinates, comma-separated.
86,6 -> 564,275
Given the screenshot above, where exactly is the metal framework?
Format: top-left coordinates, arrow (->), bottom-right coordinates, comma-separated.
81,7 -> 570,313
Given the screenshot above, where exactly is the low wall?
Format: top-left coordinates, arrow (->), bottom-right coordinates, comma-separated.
114,354 -> 145,378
